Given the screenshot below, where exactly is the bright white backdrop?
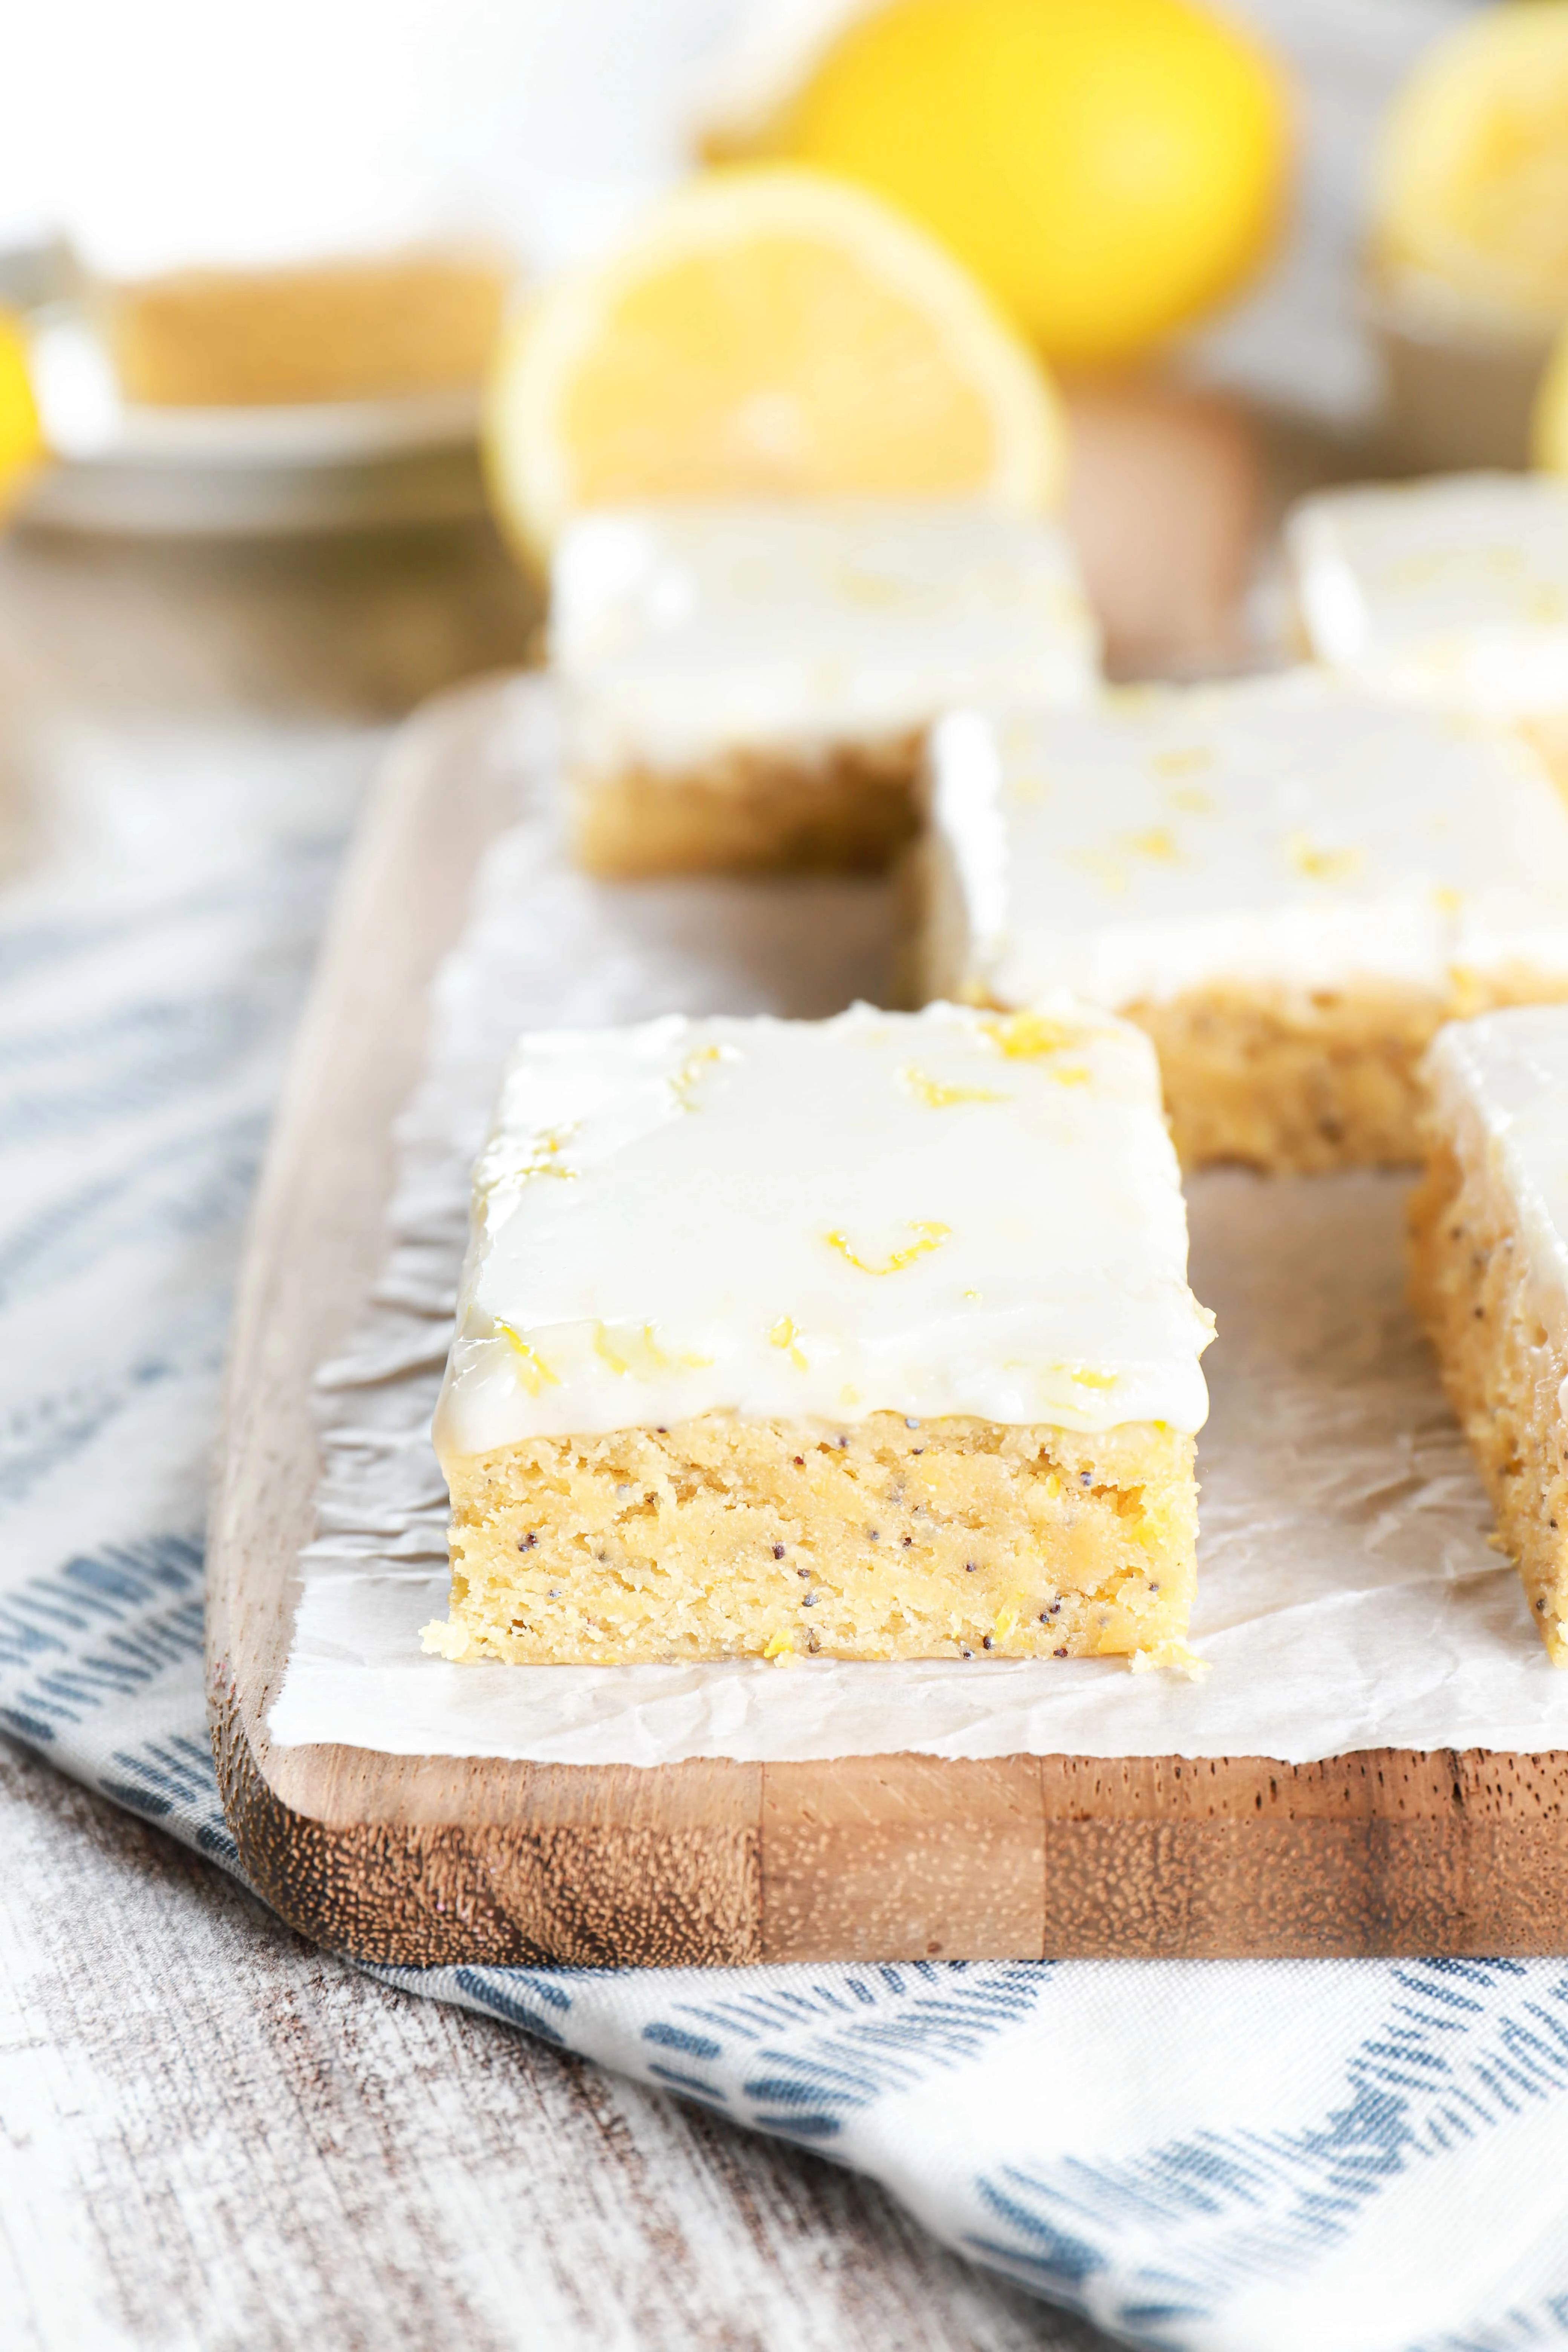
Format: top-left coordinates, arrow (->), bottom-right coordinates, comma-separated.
4,0 -> 1469,351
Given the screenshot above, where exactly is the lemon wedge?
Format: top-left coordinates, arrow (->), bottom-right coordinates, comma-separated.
483,165 -> 1066,565
1374,2 -> 1568,327
0,309 -> 43,512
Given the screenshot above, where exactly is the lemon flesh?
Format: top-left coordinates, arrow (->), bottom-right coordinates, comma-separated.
1375,1 -> 1568,327
773,0 -> 1292,365
485,166 -> 1066,565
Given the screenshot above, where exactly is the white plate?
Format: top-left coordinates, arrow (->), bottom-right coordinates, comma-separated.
20,306 -> 490,536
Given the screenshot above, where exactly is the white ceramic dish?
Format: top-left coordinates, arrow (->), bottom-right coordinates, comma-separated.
19,307 -> 489,537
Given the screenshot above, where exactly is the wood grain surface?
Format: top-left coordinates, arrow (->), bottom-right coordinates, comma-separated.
207,670 -> 1568,1969
0,1740 -> 1115,2352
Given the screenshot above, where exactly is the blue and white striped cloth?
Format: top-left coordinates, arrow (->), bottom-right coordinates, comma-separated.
4,710 -> 1568,2352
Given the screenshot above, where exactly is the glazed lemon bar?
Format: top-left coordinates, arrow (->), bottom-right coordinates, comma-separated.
1410,1005 -> 1568,1664
920,669 -> 1568,1172
424,1000 -> 1213,1666
551,499 -> 1099,877
109,248 -> 509,406
1285,473 -> 1568,756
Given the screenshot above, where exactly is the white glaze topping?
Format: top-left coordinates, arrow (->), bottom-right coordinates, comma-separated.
1427,1005 -> 1568,1315
433,1000 -> 1213,1459
929,669 -> 1568,1009
1285,473 -> 1568,719
550,499 -> 1099,775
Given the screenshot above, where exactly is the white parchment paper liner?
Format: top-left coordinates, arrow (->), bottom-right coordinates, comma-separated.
270,680 -> 1568,1763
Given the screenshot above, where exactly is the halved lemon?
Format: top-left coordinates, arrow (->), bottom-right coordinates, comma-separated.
1373,2 -> 1568,325
484,166 -> 1066,565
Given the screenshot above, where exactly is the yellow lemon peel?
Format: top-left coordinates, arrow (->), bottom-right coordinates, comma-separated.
669,1044 -> 725,1108
769,1315 -> 809,1368
594,1323 -> 712,1378
826,1219 -> 951,1275
1286,831 -> 1364,885
515,1123 -> 580,1182
899,1061 -> 1006,1108
498,1323 -> 560,1396
767,0 -> 1292,365
980,1011 -> 1081,1060
1122,826 -> 1181,864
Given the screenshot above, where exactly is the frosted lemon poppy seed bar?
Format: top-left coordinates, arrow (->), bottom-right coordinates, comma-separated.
1410,1005 -> 1568,1663
551,499 -> 1099,877
1285,473 -> 1568,774
424,1000 -> 1213,1666
920,669 -> 1568,1172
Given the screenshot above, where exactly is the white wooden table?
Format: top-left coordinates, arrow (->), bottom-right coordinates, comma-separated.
0,517 -> 1109,2352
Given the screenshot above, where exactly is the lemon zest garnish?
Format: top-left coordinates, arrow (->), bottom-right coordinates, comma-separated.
1286,830 -> 1363,884
497,1322 -> 561,1395
763,1630 -> 795,1661
1165,784 -> 1214,815
994,1608 -> 1018,1642
769,1314 -> 808,1369
669,1043 -> 724,1108
1121,825 -> 1181,863
1067,1365 -> 1119,1391
515,1124 -> 580,1182
980,1011 -> 1083,1060
826,1219 -> 951,1275
900,1061 -> 1006,1108
594,1322 -> 712,1378
1433,884 -> 1463,916
1152,746 -> 1213,776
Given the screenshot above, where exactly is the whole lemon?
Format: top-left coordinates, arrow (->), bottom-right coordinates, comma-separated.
776,0 -> 1293,365
0,312 -> 41,513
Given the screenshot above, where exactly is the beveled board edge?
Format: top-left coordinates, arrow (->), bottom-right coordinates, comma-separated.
206,674 -> 1568,1966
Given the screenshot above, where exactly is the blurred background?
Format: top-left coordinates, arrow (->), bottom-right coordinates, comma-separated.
0,0 -> 1562,879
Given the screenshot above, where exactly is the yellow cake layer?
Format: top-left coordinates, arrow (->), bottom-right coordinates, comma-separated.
430,1410 -> 1196,1664
1410,1132 -> 1568,1665
1129,970 -> 1568,1174
108,253 -> 508,408
571,739 -> 921,877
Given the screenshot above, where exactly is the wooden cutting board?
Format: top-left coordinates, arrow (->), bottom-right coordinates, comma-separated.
205,663 -> 1568,1970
